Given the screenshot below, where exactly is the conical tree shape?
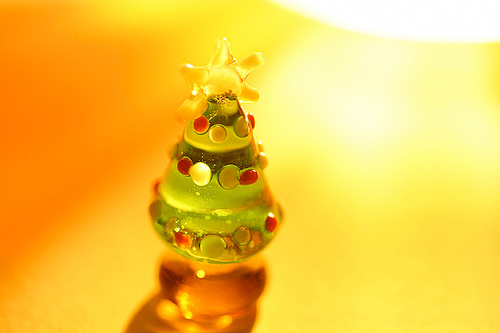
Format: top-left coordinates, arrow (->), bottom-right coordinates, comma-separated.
150,39 -> 282,263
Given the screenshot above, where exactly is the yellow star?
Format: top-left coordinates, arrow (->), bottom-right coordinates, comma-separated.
175,38 -> 265,123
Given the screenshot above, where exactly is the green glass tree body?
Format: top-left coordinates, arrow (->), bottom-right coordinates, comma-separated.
151,93 -> 282,264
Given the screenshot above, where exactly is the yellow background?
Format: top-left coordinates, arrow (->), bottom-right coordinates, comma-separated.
1,0 -> 500,331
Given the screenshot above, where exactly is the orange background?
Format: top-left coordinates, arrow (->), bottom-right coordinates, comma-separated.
1,1 -> 500,331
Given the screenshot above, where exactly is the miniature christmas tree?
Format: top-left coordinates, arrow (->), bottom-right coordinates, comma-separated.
150,38 -> 283,264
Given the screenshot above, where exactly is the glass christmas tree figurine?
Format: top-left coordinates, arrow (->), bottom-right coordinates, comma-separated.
148,38 -> 283,331
151,38 -> 282,264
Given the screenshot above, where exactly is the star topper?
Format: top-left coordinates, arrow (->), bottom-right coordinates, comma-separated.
175,38 -> 265,123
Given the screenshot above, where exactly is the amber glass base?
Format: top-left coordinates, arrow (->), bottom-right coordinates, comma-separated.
125,251 -> 267,333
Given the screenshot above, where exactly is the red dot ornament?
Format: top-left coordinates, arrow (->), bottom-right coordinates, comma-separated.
152,179 -> 161,194
239,169 -> 259,185
193,115 -> 209,133
265,213 -> 278,232
174,232 -> 192,249
248,113 -> 255,129
177,157 -> 193,175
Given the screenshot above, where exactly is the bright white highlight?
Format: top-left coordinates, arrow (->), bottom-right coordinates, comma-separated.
273,0 -> 500,42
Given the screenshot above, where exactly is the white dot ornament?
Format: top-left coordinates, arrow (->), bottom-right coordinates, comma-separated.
189,162 -> 212,186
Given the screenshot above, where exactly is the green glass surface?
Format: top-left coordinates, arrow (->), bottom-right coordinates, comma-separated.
151,96 -> 282,263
